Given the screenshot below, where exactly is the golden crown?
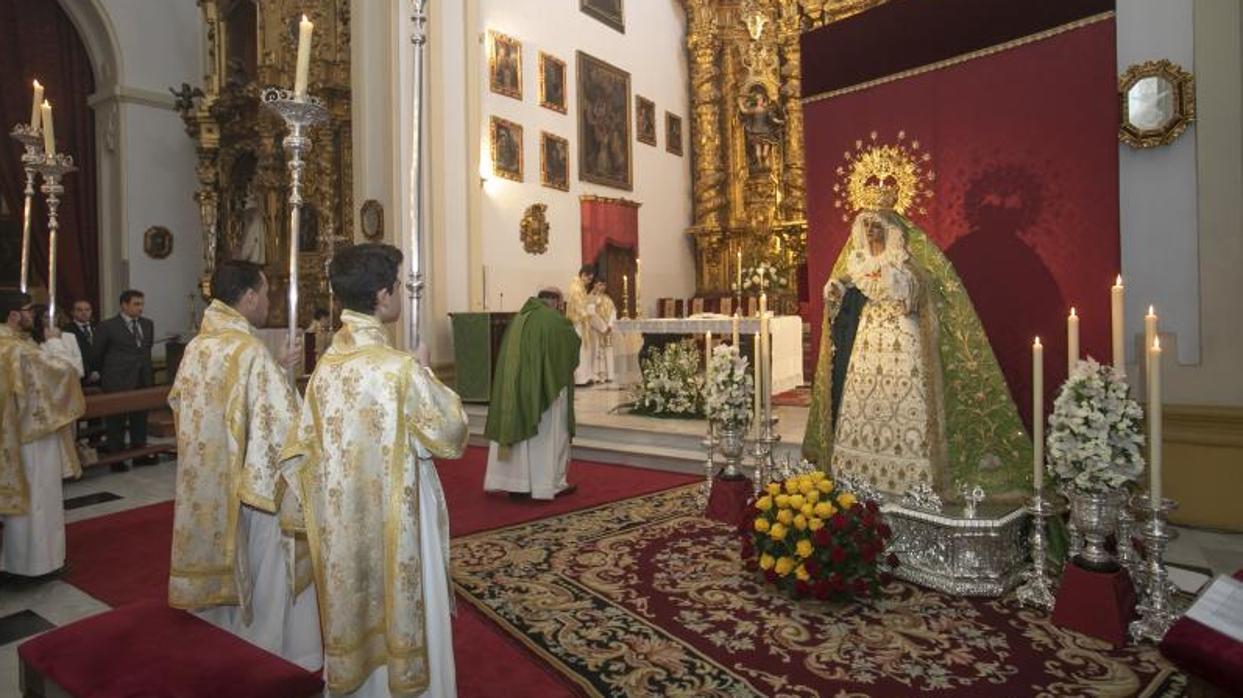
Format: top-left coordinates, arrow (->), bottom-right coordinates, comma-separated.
833,131 -> 934,220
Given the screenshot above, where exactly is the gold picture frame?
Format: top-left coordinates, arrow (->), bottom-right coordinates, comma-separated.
580,0 -> 624,34
665,111 -> 683,156
541,132 -> 570,191
577,51 -> 632,191
1118,59 -> 1195,149
636,95 -> 656,146
143,225 -> 173,259
490,116 -> 524,182
539,52 -> 567,113
488,30 -> 522,100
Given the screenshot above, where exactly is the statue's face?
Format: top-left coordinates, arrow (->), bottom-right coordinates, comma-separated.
865,219 -> 887,248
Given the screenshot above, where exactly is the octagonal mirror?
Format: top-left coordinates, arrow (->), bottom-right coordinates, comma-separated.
1119,60 -> 1194,149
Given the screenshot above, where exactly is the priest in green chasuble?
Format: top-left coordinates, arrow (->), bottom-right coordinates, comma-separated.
484,289 -> 581,500
280,243 -> 469,697
804,177 -> 1033,502
0,291 -> 84,577
167,261 -> 321,669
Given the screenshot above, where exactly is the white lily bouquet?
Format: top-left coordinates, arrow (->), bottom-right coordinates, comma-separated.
630,339 -> 705,418
739,261 -> 789,294
704,344 -> 753,428
1046,358 -> 1145,493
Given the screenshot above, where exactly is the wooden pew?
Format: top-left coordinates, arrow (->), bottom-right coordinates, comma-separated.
81,386 -> 176,468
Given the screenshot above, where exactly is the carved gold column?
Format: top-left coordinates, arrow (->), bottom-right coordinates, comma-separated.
776,1 -> 805,223
686,0 -> 726,229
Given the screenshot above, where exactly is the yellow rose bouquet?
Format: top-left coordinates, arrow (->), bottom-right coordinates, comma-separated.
741,472 -> 895,601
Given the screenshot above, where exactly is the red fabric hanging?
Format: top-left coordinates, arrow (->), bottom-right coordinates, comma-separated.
580,198 -> 638,264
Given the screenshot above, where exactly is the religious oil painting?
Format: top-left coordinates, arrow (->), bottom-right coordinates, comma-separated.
539,52 -> 567,113
491,116 -> 524,182
541,132 -> 570,191
665,111 -> 683,156
580,0 -> 624,34
489,30 -> 522,100
635,96 -> 656,146
577,51 -> 632,191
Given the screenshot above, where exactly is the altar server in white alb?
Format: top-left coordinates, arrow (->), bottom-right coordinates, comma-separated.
0,291 -> 84,577
280,243 -> 470,697
567,264 -> 597,385
167,261 -> 321,670
588,280 -> 617,383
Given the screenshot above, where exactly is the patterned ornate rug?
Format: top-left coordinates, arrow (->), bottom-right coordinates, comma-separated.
453,485 -> 1185,697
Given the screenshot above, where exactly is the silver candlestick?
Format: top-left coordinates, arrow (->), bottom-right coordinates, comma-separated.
406,0 -> 430,353
10,125 -> 42,294
260,88 -> 329,379
1016,489 -> 1059,610
700,421 -> 716,510
32,153 -> 77,325
1130,497 -> 1181,643
1115,490 -> 1141,579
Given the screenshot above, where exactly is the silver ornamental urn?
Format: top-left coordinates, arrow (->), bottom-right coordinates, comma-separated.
1068,489 -> 1124,572
715,423 -> 747,480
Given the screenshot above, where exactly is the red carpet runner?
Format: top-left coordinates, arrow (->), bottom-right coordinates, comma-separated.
65,446 -> 697,697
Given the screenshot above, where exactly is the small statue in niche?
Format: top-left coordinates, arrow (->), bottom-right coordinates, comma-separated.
236,183 -> 267,264
520,203 -> 550,255
737,83 -> 785,173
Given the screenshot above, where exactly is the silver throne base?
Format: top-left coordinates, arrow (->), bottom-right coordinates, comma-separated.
882,501 -> 1030,597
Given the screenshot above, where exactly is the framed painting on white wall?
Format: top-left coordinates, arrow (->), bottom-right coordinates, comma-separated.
577,51 -> 632,191
636,96 -> 656,146
490,116 -> 524,182
580,0 -> 624,34
541,132 -> 570,191
539,52 -> 567,113
489,30 -> 522,100
665,111 -> 683,156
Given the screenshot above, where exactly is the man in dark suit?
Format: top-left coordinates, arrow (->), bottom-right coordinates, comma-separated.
64,299 -> 100,384
93,289 -> 155,468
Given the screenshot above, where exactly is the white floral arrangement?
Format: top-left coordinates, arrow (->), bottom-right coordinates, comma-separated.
704,344 -> 754,427
1046,358 -> 1145,493
738,261 -> 790,294
630,340 -> 705,418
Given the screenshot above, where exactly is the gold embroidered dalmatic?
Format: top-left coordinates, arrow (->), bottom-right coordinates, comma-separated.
167,301 -> 300,611
279,310 -> 468,696
0,326 -> 84,514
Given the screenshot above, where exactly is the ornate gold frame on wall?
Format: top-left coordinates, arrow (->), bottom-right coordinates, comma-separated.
489,30 -> 523,101
1118,59 -> 1195,149
538,51 -> 566,113
540,131 -> 569,191
490,116 -> 524,182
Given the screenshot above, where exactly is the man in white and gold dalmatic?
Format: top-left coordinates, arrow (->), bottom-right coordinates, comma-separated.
281,243 -> 469,697
167,261 -> 321,670
567,264 -> 596,385
1,291 -> 84,577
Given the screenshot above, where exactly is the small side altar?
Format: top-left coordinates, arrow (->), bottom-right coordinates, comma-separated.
883,497 -> 1030,597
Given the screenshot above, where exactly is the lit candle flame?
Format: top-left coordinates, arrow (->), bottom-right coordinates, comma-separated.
1115,274 -> 1123,286
1153,336 -> 1161,351
1148,304 -> 1155,315
1070,307 -> 1077,317
1034,336 -> 1041,347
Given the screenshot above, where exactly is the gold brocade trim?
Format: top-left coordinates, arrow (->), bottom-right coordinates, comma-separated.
802,12 -> 1115,104
578,194 -> 642,208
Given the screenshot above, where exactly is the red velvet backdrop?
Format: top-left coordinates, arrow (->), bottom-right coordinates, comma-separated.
802,11 -> 1118,430
580,197 -> 638,263
0,0 -> 98,310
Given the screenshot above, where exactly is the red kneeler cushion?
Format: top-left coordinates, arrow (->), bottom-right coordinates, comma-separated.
18,600 -> 323,698
1159,570 -> 1243,695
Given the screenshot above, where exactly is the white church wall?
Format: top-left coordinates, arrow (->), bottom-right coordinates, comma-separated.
1116,0 -> 1200,367
473,0 -> 694,319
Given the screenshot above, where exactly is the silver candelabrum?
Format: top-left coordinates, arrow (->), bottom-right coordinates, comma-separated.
31,152 -> 77,324
1115,490 -> 1141,579
1130,496 -> 1182,643
1015,489 -> 1059,610
260,88 -> 329,377
10,124 -> 43,294
699,420 -> 717,510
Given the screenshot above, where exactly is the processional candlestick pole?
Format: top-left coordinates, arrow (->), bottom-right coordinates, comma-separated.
32,153 -> 77,325
260,88 -> 328,380
406,0 -> 429,353
9,124 -> 42,294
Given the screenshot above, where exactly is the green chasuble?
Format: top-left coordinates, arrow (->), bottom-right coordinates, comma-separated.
484,297 -> 581,447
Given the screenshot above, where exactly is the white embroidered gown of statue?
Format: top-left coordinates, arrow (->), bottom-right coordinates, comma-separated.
830,223 -> 934,494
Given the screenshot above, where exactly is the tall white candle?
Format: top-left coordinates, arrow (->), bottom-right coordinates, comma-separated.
1033,337 -> 1044,491
736,250 -> 742,294
752,333 -> 762,436
1145,305 -> 1158,388
1067,307 -> 1080,375
622,275 -> 629,317
30,80 -> 43,130
294,14 -> 314,97
635,258 -> 641,318
40,101 -> 54,156
759,293 -> 770,428
1149,337 -> 1163,509
1111,275 -> 1125,373
731,311 -> 740,347
704,331 -> 713,390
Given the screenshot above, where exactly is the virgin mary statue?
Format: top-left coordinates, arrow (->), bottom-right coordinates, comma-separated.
803,205 -> 1033,502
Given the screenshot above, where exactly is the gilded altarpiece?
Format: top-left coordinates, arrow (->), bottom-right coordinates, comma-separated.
176,0 -> 353,325
681,0 -> 887,310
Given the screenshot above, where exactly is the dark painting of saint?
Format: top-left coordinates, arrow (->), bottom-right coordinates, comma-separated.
541,132 -> 569,191
581,0 -> 624,33
636,96 -> 656,146
539,52 -> 566,113
666,111 -> 683,156
577,51 -> 631,191
489,31 -> 522,100
491,116 -> 524,182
